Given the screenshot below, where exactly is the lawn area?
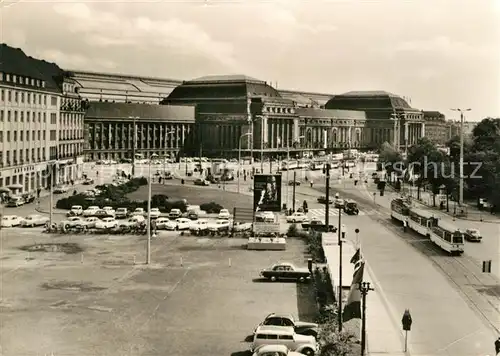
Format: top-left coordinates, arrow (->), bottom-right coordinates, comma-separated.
127,183 -> 253,211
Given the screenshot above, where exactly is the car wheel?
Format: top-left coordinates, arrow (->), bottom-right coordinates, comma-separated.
301,348 -> 314,356
65,224 -> 70,230
298,276 -> 306,283
292,219 -> 296,223
270,276 -> 277,282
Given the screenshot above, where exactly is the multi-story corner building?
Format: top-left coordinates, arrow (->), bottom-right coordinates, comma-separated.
84,102 -> 196,161
422,111 -> 449,144
0,44 -> 85,193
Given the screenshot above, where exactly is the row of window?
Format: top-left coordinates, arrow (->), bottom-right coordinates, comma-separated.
1,147 -> 47,167
0,109 -> 49,123
0,129 -> 50,143
0,88 -> 57,106
0,72 -> 46,88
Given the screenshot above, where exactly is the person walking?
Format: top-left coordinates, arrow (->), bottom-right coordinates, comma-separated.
495,336 -> 500,355
403,219 -> 408,232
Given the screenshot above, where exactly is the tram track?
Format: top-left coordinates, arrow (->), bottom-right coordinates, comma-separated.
309,185 -> 500,334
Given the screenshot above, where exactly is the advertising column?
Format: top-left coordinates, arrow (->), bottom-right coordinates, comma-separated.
253,174 -> 282,212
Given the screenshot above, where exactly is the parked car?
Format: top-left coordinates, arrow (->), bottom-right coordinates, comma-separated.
169,208 -> 182,219
189,219 -> 209,233
95,209 -> 114,218
77,217 -> 100,229
22,192 -> 36,203
286,212 -> 308,223
115,207 -> 129,219
6,196 -> 25,207
218,208 -> 231,219
149,208 -> 161,219
83,178 -> 94,185
464,228 -> 482,242
1,215 -> 23,227
251,326 -> 317,355
288,180 -> 301,186
260,262 -> 311,283
317,196 -> 333,204
208,219 -> 231,233
119,215 -> 145,229
301,218 -> 337,233
194,178 -> 210,186
233,221 -> 252,232
154,217 -> 170,229
255,313 -> 319,338
60,216 -> 85,230
255,211 -> 275,223
95,217 -> 118,229
20,214 -> 50,227
67,205 -> 83,217
187,211 -> 200,220
252,344 -> 303,356
102,206 -> 116,217
53,186 -> 69,194
83,206 -> 100,217
165,218 -> 191,231
132,208 -> 145,216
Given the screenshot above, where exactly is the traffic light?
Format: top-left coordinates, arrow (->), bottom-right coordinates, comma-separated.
402,309 -> 412,331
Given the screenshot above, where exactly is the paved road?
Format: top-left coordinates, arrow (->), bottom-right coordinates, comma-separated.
297,182 -> 499,356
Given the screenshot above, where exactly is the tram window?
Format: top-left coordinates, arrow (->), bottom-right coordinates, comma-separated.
452,233 -> 463,243
444,232 -> 452,242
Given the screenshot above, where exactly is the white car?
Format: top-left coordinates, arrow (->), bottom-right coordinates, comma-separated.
155,217 -> 170,230
68,205 -> 83,216
119,216 -> 145,228
95,217 -> 118,229
208,219 -> 231,232
20,214 -> 50,227
149,208 -> 161,219
165,218 -> 192,231
83,206 -> 100,217
132,208 -> 145,216
53,185 -> 69,193
286,212 -> 308,223
1,215 -> 23,227
252,344 -> 303,356
78,217 -> 100,229
169,208 -> 182,219
218,209 -> 231,219
102,206 -> 115,216
233,221 -> 252,232
60,216 -> 85,229
189,219 -> 209,233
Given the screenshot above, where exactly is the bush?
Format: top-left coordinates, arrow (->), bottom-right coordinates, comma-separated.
287,223 -> 299,237
200,202 -> 224,214
308,230 -> 325,263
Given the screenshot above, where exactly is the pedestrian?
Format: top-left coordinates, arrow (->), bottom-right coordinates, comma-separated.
159,176 -> 162,184
495,337 -> 500,355
403,220 -> 408,232
310,180 -> 313,188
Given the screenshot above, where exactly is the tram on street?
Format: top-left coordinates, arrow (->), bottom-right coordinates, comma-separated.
390,198 -> 410,223
429,219 -> 464,255
407,207 -> 436,237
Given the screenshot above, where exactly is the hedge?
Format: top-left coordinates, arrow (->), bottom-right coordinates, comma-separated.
200,202 -> 224,214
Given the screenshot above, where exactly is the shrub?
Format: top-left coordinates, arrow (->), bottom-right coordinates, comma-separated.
200,202 -> 224,214
287,223 -> 299,237
308,230 -> 325,263
151,194 -> 169,208
164,200 -> 188,213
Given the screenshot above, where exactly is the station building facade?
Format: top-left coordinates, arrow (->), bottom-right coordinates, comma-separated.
84,102 -> 196,161
0,44 -> 86,193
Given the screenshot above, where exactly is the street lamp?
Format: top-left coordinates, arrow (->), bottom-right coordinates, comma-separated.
146,153 -> 158,265
128,116 -> 139,176
254,114 -> 266,173
450,108 -> 471,207
238,132 -> 253,194
163,130 -> 176,177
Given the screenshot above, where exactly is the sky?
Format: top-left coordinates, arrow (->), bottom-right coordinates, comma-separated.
1,0 -> 499,120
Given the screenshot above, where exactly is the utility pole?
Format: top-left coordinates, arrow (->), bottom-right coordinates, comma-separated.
338,207 -> 343,333
325,163 -> 330,229
49,163 -> 54,227
130,116 -> 138,176
286,146 -> 290,208
451,108 -> 471,206
360,282 -> 374,356
292,171 -> 297,212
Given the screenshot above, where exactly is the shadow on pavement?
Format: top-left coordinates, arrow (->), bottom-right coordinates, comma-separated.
296,281 -> 318,322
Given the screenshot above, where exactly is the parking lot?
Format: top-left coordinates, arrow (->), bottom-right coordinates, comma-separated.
0,228 -> 317,356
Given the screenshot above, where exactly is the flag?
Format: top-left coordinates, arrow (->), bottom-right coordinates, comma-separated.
350,248 -> 361,264
343,261 -> 365,322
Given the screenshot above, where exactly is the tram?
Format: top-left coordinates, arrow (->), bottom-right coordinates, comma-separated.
390,198 -> 410,223
407,207 -> 436,237
429,219 -> 464,255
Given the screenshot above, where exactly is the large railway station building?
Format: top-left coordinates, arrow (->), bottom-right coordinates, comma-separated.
71,70 -> 429,160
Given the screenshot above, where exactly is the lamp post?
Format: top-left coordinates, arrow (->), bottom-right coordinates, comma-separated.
163,130 -> 176,177
129,116 -> 139,176
359,282 -> 374,356
296,135 -> 305,179
146,153 -> 158,265
451,108 -> 471,207
238,132 -> 253,194
253,115 -> 266,173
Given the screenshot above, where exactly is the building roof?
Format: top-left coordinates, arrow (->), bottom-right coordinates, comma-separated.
85,102 -> 195,122
186,74 -> 264,83
0,43 -> 64,92
325,90 -> 413,111
296,107 -> 366,120
164,74 -> 281,102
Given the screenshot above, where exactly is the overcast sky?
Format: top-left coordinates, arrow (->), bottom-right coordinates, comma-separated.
1,0 -> 499,120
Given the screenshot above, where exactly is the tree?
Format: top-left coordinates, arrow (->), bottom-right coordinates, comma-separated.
378,141 -> 403,178
407,137 -> 441,199
317,319 -> 357,356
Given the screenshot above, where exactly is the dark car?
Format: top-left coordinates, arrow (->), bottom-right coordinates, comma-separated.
344,200 -> 359,215
288,180 -> 301,186
302,218 -> 337,233
317,196 -> 333,204
187,211 -> 199,220
22,193 -> 36,204
194,179 -> 210,186
260,262 -> 311,282
255,313 -> 319,337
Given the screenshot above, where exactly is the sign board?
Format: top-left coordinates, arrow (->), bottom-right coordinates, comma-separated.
233,207 -> 254,223
253,174 -> 282,212
253,222 -> 280,234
